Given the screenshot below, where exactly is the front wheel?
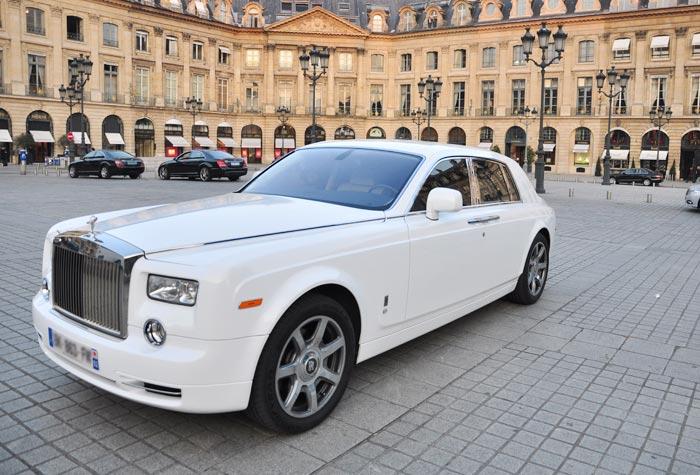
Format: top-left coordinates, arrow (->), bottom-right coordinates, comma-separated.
158,167 -> 170,180
248,295 -> 356,433
68,166 -> 78,178
643,178 -> 651,186
199,166 -> 212,182
609,177 -> 616,185
508,233 -> 549,305
228,176 -> 239,181
100,165 -> 111,179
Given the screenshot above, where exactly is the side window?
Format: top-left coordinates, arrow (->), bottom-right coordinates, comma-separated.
472,159 -> 512,204
501,164 -> 520,201
178,152 -> 191,160
83,152 -> 94,160
411,158 -> 471,212
191,151 -> 204,159
94,152 -> 104,159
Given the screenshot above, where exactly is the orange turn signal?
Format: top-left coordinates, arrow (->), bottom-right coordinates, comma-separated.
238,298 -> 263,310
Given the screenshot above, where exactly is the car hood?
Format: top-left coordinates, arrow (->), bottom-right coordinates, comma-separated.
689,184 -> 700,192
89,193 -> 384,254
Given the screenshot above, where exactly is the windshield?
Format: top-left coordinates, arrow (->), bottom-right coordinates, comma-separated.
106,151 -> 136,159
243,147 -> 422,210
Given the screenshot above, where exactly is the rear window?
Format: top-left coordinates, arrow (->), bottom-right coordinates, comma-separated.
205,150 -> 234,159
106,151 -> 136,159
473,159 -> 519,203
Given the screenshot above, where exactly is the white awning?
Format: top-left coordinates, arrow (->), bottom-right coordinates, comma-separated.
165,118 -> 182,126
165,135 -> 189,147
219,46 -> 230,55
573,144 -> 590,153
71,132 -> 91,145
612,38 -> 631,51
275,138 -> 296,148
543,143 -> 556,152
193,136 -> 215,147
105,133 -> 125,145
478,142 -> 492,149
639,150 -> 668,161
0,129 -> 11,143
218,121 -> 232,128
194,120 -> 207,126
601,149 -> 630,160
241,138 -> 262,148
218,137 -> 237,147
650,35 -> 670,49
693,33 -> 700,47
30,130 -> 55,143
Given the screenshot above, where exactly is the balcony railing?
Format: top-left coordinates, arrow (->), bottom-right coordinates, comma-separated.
164,98 -> 179,108
476,107 -> 495,116
449,108 -> 466,117
26,24 -> 46,35
244,105 -> 262,113
685,105 -> 700,115
0,84 -> 9,95
103,93 -> 125,104
336,107 -> 354,116
133,96 -> 156,107
306,106 -> 325,115
26,86 -> 53,98
103,39 -> 119,48
67,31 -> 84,42
368,107 -> 385,117
575,106 -> 593,116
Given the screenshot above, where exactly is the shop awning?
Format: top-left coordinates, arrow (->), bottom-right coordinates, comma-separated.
478,142 -> 492,149
573,144 -> 589,153
242,138 -> 262,148
30,130 -> 55,143
71,132 -> 91,145
194,136 -> 215,147
650,35 -> 670,49
165,135 -> 189,147
275,138 -> 296,148
543,143 -> 556,152
105,133 -> 125,145
601,149 -> 630,160
165,118 -> 182,126
612,38 -> 630,51
218,137 -> 237,148
218,121 -> 232,128
0,129 -> 11,143
219,46 -> 230,55
639,150 -> 668,161
693,33 -> 700,47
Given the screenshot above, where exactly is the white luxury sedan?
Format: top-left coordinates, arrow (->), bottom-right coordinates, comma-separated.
686,183 -> 700,208
33,141 -> 555,433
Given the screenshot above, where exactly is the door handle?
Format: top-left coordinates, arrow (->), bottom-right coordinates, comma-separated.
468,215 -> 500,224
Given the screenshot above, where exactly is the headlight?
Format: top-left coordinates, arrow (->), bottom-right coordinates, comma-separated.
147,275 -> 199,306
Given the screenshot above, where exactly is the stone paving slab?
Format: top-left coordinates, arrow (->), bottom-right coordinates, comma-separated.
0,174 -> 699,474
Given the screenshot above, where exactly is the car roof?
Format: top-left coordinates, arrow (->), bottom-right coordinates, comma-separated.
302,140 -> 506,165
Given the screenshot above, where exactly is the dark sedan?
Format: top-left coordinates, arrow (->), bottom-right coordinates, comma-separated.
610,168 -> 664,186
158,150 -> 248,182
68,150 -> 144,179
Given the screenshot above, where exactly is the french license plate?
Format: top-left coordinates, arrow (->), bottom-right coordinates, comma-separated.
48,328 -> 99,371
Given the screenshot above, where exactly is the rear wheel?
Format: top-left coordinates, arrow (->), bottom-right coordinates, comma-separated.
158,167 -> 170,180
199,166 -> 212,182
508,233 -> 549,305
248,294 -> 355,433
100,165 -> 111,179
68,166 -> 78,178
643,178 -> 651,186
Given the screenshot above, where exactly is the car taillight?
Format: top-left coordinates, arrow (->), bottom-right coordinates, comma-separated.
115,160 -> 125,168
216,160 -> 227,168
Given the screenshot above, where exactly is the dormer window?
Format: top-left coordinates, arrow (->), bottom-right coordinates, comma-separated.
371,14 -> 383,33
399,9 -> 416,32
427,11 -> 438,29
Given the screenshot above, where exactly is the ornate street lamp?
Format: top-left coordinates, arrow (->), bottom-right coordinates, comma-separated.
185,96 -> 203,146
277,105 -> 290,156
67,53 -> 93,156
648,105 -> 672,174
300,46 -> 329,144
596,66 -> 630,185
417,75 -> 442,136
515,106 -> 538,172
59,79 -> 79,161
410,108 -> 427,140
521,23 -> 567,194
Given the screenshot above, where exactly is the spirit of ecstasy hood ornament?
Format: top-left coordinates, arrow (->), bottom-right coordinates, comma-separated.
87,216 -> 98,236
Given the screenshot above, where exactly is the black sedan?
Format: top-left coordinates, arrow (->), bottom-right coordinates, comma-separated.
158,150 -> 248,182
610,168 -> 664,186
68,150 -> 144,179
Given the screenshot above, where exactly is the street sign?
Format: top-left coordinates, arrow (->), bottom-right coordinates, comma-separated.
67,131 -> 74,142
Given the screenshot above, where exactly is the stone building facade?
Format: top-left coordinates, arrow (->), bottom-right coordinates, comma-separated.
1,0 -> 700,176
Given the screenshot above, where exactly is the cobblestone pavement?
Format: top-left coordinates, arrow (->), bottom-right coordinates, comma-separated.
1,171 -> 699,475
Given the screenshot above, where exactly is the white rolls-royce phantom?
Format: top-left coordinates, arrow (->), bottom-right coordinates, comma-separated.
33,141 -> 555,433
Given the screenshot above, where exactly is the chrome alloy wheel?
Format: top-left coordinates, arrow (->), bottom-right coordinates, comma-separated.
275,316 -> 346,418
527,241 -> 548,296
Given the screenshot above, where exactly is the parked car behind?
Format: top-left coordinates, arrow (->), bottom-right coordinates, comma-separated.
686,183 -> 700,209
610,168 -> 664,186
158,150 -> 248,182
69,150 -> 144,179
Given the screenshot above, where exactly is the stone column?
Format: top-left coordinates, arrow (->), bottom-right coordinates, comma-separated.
88,14 -> 101,102
265,43 -> 276,114
153,28 -> 164,107
7,0 -> 24,95
232,45 -> 242,114
49,6 -> 63,97
182,33 -> 191,99
497,42 -> 508,116
326,47 -> 335,116
356,48 -> 367,117
296,46 -> 306,116
208,37 -> 218,112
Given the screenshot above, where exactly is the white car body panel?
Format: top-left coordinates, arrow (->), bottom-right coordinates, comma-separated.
686,184 -> 700,208
33,140 -> 555,413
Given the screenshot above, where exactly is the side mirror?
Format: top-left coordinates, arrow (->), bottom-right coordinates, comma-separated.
426,187 -> 463,221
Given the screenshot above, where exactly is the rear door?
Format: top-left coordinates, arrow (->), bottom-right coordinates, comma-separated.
183,151 -> 205,176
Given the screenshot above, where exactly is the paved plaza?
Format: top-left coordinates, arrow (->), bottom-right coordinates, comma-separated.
1,169 -> 699,474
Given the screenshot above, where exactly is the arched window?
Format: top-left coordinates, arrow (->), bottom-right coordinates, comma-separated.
241,124 -> 263,162
305,125 -> 326,144
274,124 -> 296,157
401,11 -> 414,31
102,115 -> 124,150
421,127 -> 438,142
395,127 -> 412,140
479,127 -> 494,144
573,127 -> 592,167
0,109 -> 13,162
66,113 -> 91,147
371,14 -> 384,33
455,3 -> 469,25
448,127 -> 466,145
427,10 -> 439,29
542,127 -> 557,167
575,127 -> 591,144
26,111 -> 54,162
367,127 -> 386,139
334,126 -> 355,140
134,118 -> 155,157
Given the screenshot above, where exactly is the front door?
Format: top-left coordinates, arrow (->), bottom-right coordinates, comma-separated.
183,150 -> 205,175
172,152 -> 190,175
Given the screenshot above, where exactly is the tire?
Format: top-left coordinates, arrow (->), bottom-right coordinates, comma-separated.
228,176 -> 239,181
643,178 -> 651,186
199,166 -> 212,182
68,166 -> 78,178
508,233 -> 549,305
158,167 -> 170,180
100,165 -> 111,179
129,173 -> 140,179
248,294 -> 356,433
609,177 -> 616,185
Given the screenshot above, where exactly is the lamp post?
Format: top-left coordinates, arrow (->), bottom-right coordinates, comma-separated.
520,23 -> 567,194
185,96 -> 203,147
68,53 -> 93,157
515,106 -> 538,173
410,108 -> 427,140
596,66 -> 630,185
59,79 -> 79,161
276,105 -> 290,156
299,46 -> 329,144
417,75 -> 442,136
648,106 -> 672,174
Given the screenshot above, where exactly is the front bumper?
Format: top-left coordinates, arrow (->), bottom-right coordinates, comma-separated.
686,191 -> 700,208
32,293 -> 266,413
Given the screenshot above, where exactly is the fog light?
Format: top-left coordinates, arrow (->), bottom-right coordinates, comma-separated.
143,319 -> 166,346
41,278 -> 50,301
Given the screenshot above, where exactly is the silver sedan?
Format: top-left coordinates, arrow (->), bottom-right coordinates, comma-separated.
686,184 -> 700,209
